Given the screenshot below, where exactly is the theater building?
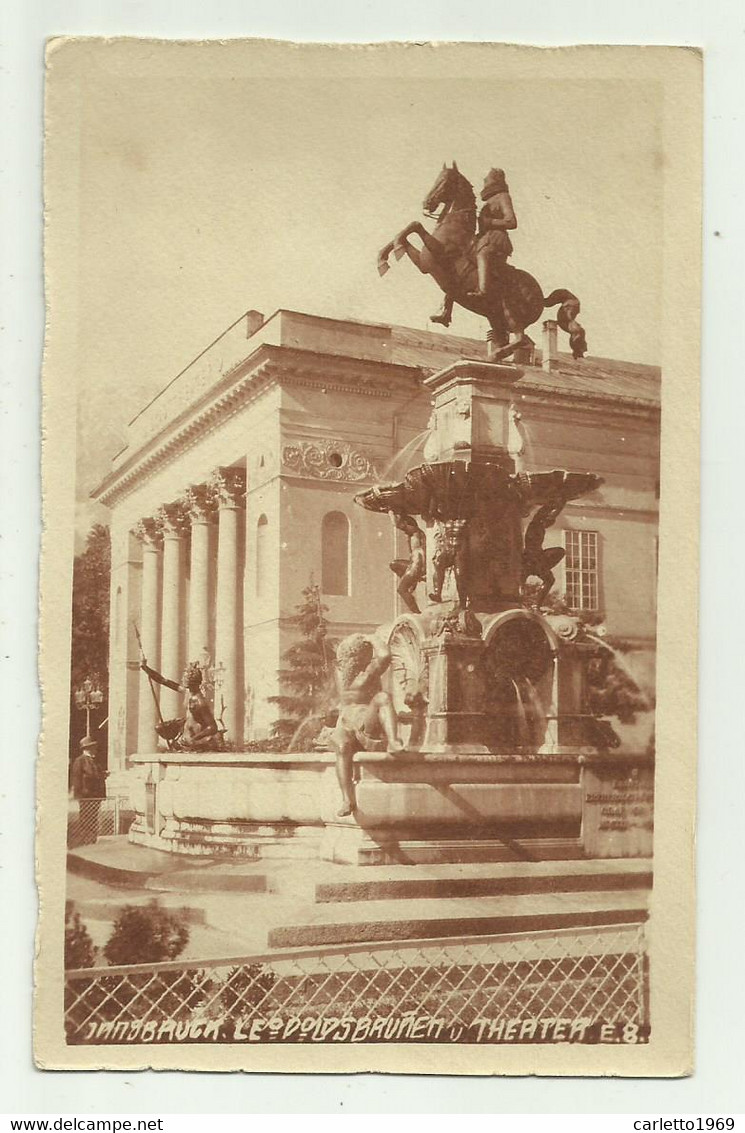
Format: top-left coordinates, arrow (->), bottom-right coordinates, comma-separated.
92,308 -> 660,788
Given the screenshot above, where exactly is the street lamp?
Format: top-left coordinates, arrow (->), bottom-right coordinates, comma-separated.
75,676 -> 104,736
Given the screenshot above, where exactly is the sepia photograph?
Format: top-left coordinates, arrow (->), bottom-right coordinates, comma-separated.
35,38 -> 701,1075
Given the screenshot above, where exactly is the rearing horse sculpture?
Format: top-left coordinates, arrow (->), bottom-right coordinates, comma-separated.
377,163 -> 588,362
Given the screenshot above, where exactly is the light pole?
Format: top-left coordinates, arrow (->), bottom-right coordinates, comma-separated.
74,676 -> 104,736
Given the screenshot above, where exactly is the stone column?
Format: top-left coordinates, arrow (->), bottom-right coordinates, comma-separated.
211,467 -> 246,747
155,502 -> 189,720
184,484 -> 216,665
133,519 -> 162,753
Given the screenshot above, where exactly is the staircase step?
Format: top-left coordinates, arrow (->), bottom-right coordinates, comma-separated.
315,859 -> 652,904
145,870 -> 267,894
267,888 -> 649,949
68,839 -> 267,892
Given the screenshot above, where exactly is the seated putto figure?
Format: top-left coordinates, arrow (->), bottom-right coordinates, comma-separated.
331,633 -> 404,817
139,659 -> 221,751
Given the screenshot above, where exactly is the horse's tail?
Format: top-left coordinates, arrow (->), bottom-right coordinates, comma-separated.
543,289 -> 588,360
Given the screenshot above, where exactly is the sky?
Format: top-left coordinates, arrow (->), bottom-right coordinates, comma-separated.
68,45 -> 663,538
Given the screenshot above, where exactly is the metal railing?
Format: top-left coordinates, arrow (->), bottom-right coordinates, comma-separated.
65,922 -> 649,1045
67,797 -> 134,847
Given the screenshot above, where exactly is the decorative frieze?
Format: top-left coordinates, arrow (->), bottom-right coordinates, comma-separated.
282,439 -> 379,482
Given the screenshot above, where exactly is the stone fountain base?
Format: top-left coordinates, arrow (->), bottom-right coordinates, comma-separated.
126,748 -> 653,866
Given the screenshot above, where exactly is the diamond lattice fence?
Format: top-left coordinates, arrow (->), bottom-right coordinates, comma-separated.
67,797 -> 134,847
65,923 -> 649,1045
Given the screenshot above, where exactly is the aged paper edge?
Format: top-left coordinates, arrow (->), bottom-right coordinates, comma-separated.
35,38 -> 701,1075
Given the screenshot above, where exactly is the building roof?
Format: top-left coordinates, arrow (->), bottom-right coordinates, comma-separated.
384,323 -> 661,406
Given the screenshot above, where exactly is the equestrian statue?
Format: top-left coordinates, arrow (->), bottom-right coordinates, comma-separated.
377,163 -> 588,363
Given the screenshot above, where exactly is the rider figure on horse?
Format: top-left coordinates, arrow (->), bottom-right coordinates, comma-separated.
468,167 -> 517,301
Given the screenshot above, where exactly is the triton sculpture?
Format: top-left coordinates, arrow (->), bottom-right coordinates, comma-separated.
521,496 -> 571,606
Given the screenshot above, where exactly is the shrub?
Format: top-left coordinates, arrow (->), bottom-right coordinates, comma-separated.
103,901 -> 189,966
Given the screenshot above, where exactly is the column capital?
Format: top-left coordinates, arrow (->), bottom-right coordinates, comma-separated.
183,483 -> 217,524
210,466 -> 246,509
133,518 -> 162,549
155,501 -> 190,539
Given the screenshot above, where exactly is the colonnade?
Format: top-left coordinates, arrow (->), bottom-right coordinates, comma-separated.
133,466 -> 246,752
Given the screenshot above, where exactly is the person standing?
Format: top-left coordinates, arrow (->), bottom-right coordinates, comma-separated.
71,736 -> 105,844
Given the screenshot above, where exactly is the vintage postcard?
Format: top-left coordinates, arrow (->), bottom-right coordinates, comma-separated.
36,39 -> 701,1074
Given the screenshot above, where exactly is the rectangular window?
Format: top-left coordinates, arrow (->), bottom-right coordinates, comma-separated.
564,529 -> 600,612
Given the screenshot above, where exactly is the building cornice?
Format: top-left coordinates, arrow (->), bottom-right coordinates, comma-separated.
92,346 -> 422,508
93,358 -> 276,507
93,340 -> 660,510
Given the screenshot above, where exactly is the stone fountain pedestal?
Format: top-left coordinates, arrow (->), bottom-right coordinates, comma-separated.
320,603 -> 654,867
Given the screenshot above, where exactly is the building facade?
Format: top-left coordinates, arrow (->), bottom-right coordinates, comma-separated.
93,308 -> 660,784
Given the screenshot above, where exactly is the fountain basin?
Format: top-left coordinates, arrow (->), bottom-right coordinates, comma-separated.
126,747 -> 652,865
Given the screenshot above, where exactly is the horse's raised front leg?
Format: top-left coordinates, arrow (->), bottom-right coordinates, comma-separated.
394,240 -> 424,273
377,239 -> 396,277
392,221 -> 425,260
379,221 -> 450,280
378,222 -> 427,276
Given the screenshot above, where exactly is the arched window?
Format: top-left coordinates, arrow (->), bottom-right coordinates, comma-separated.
256,514 -> 269,597
322,511 -> 350,596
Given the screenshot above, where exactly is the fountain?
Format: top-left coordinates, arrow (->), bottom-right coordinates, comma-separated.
315,160 -> 655,865
319,355 -> 653,866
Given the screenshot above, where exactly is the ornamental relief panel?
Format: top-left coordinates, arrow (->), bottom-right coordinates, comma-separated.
281,439 -> 380,482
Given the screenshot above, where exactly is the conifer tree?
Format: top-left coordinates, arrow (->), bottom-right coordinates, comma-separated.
268,580 -> 335,747
71,524 -> 111,692
64,902 -> 97,970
